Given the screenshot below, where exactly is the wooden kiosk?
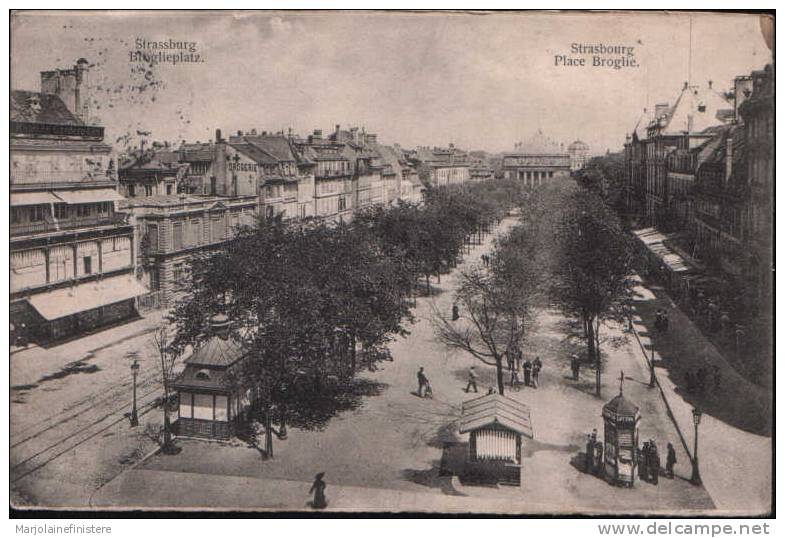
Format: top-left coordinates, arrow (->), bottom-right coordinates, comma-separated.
602,372 -> 641,486
173,314 -> 250,440
459,393 -> 533,485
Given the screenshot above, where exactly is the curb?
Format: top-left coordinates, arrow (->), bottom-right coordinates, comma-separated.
629,317 -> 694,462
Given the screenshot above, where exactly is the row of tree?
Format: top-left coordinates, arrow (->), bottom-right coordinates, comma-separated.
435,177 -> 635,398
166,178 -> 526,455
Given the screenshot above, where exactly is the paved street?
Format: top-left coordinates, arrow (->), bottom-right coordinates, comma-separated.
628,281 -> 772,515
10,310 -> 169,507
92,218 -> 714,513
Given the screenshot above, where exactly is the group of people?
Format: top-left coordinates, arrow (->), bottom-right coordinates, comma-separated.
508,354 -> 542,390
654,309 -> 670,333
685,364 -> 721,396
638,440 -> 677,484
480,253 -> 491,267
584,429 -> 604,476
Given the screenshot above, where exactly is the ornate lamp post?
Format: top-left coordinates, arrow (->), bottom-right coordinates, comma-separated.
691,407 -> 702,485
130,359 -> 140,427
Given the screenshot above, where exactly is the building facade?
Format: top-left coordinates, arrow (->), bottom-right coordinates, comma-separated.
10,60 -> 144,342
502,130 -> 571,187
122,194 -> 258,307
567,140 -> 590,171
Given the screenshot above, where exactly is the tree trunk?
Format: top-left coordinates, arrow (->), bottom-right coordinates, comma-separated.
350,332 -> 357,374
594,318 -> 602,398
426,273 -> 431,295
495,354 -> 505,395
265,404 -> 274,459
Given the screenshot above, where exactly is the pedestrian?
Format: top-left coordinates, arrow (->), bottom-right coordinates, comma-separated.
452,302 -> 460,321
648,440 -> 660,484
515,348 -> 522,371
417,367 -> 428,397
523,359 -> 532,387
532,356 -> 542,388
510,368 -> 520,390
594,442 -> 604,476
571,354 -> 580,380
639,442 -> 650,482
506,350 -> 515,372
655,309 -> 663,332
309,472 -> 327,509
666,442 -> 677,479
585,434 -> 594,473
465,366 -> 478,393
662,312 -> 669,333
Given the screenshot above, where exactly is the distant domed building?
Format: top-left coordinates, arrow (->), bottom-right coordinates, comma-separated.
502,129 -> 571,188
568,140 -> 590,171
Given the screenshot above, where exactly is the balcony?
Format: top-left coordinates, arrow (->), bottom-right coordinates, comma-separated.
11,213 -> 130,238
11,169 -> 117,189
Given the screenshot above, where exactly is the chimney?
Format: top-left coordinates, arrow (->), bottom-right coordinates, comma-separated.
40,58 -> 90,123
725,137 -> 733,184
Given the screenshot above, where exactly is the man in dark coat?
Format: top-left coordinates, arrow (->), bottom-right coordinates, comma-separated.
665,442 -> 677,479
594,442 -> 604,476
648,440 -> 660,484
639,442 -> 650,482
417,367 -> 428,397
452,303 -> 460,321
571,354 -> 580,380
523,359 -> 532,386
585,434 -> 594,473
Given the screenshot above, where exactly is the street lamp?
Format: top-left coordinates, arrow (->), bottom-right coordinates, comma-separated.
130,359 -> 140,427
649,344 -> 656,388
691,407 -> 703,486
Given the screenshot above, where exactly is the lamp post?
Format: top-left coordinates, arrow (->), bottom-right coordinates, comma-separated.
691,407 -> 702,486
130,359 -> 140,427
649,345 -> 656,388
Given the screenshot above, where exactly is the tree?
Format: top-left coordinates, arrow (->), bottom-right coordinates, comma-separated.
551,188 -> 635,397
152,326 -> 180,454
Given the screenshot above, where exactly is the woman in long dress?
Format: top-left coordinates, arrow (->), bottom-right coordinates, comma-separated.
309,472 -> 327,509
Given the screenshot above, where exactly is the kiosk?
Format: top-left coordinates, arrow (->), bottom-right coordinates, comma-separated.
602,372 -> 641,486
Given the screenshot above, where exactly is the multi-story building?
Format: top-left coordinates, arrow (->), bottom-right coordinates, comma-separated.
567,140 -> 590,171
502,130 -> 571,187
413,145 -> 471,187
10,59 -> 144,342
295,129 -> 354,222
119,147 -> 188,199
738,64 -> 774,304
122,194 -> 258,307
640,82 -> 735,229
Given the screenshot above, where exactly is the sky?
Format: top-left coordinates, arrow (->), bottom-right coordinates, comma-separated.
10,11 -> 772,154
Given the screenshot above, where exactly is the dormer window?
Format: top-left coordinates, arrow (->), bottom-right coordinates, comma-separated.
195,369 -> 211,381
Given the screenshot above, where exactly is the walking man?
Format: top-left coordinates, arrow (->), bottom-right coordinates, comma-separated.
523,359 -> 533,387
665,442 -> 677,479
639,441 -> 650,482
510,368 -> 521,391
465,366 -> 478,393
417,367 -> 429,397
532,356 -> 542,388
506,350 -> 515,372
452,302 -> 460,322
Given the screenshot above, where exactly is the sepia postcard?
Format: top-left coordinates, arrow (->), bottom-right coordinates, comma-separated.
8,9 -> 774,517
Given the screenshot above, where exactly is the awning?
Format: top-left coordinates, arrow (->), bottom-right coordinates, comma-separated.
632,227 -> 691,273
27,275 -> 149,321
10,191 -> 61,206
53,188 -> 125,204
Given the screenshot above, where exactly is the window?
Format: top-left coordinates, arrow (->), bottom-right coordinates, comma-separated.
144,184 -> 153,197
172,222 -> 184,250
30,205 -> 49,222
54,204 -> 68,220
179,392 -> 193,419
193,393 -> 213,420
128,184 -> 136,197
166,184 -> 173,195
214,395 -> 228,421
195,369 -> 211,380
173,262 -> 185,286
